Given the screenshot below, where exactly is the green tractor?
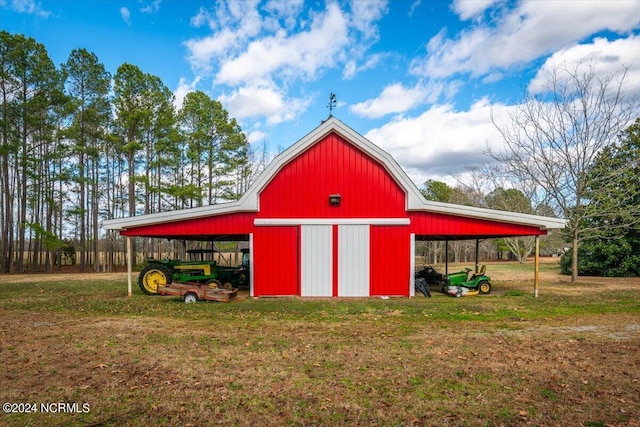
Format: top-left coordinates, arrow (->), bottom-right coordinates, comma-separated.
138,248 -> 250,295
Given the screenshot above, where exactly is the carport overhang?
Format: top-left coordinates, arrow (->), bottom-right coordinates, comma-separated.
106,209 -> 563,299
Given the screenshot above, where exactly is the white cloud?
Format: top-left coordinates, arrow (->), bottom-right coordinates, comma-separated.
184,1 -> 388,123
189,7 -> 211,28
7,0 -> 50,17
173,77 -> 200,110
412,0 -> 640,79
408,0 -> 421,17
364,99 -> 511,185
350,82 -> 428,118
186,1 -> 262,72
451,0 -> 499,21
528,36 -> 640,98
349,0 -> 388,40
342,53 -> 386,79
246,129 -> 268,144
140,0 -> 161,14
215,3 -> 349,86
218,84 -> 311,125
120,6 -> 131,25
350,80 -> 460,119
186,30 -> 242,73
263,0 -> 304,31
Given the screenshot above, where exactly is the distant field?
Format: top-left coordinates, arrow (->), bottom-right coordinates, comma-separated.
0,261 -> 638,426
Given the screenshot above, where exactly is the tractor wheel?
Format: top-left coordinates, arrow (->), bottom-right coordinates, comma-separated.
184,293 -> 198,304
223,282 -> 233,290
479,280 -> 492,295
206,279 -> 222,289
138,264 -> 172,295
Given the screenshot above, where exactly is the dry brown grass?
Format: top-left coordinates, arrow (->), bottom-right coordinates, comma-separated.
0,261 -> 639,426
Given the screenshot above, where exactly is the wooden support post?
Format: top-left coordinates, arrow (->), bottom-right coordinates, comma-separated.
127,236 -> 133,297
534,235 -> 540,298
445,239 -> 449,275
410,233 -> 416,297
475,239 -> 480,273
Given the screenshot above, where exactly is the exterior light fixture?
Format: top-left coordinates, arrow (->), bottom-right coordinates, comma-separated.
329,193 -> 341,206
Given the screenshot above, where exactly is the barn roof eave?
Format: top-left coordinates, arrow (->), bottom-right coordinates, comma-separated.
101,199 -> 254,232
411,200 -> 567,231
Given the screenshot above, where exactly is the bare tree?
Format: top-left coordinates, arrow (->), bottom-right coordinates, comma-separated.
490,62 -> 639,281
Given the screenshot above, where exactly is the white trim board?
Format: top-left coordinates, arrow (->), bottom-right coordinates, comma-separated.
254,218 -> 410,226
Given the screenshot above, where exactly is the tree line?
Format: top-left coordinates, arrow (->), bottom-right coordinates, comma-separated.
0,31 -> 257,273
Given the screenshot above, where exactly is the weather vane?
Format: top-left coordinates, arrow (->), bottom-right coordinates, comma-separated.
327,92 -> 337,116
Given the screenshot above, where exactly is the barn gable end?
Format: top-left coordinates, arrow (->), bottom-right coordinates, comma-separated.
257,131 -> 406,219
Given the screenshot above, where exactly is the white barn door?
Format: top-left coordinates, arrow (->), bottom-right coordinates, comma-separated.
300,225 -> 333,296
338,225 -> 370,296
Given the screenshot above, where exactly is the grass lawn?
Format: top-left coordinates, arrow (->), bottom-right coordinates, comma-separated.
0,261 -> 638,426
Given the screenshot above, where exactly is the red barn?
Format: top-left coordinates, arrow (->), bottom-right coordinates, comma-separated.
104,117 -> 565,297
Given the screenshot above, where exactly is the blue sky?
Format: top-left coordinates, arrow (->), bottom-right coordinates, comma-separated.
3,0 -> 640,186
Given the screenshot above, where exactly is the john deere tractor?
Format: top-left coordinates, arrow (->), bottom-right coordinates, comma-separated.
138,249 -> 249,295
442,265 -> 492,297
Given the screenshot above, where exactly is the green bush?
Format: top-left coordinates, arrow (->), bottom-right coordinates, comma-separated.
560,237 -> 640,277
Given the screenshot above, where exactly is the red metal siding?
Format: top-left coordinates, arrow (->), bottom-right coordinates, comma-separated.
409,211 -> 546,238
370,226 -> 410,296
120,212 -> 256,238
258,132 -> 406,218
253,226 -> 298,296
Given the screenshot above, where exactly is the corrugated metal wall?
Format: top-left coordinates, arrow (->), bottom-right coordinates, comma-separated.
338,225 -> 370,296
253,226 -> 298,296
370,226 -> 410,296
300,225 -> 333,297
121,212 -> 256,238
258,133 -> 406,219
409,211 -> 546,238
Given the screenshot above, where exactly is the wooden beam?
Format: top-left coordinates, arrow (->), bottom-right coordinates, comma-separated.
410,233 -> 416,297
475,239 -> 480,273
445,239 -> 449,275
127,236 -> 133,297
534,235 -> 540,298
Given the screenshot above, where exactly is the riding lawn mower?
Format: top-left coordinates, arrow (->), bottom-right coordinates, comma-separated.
415,265 -> 492,297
